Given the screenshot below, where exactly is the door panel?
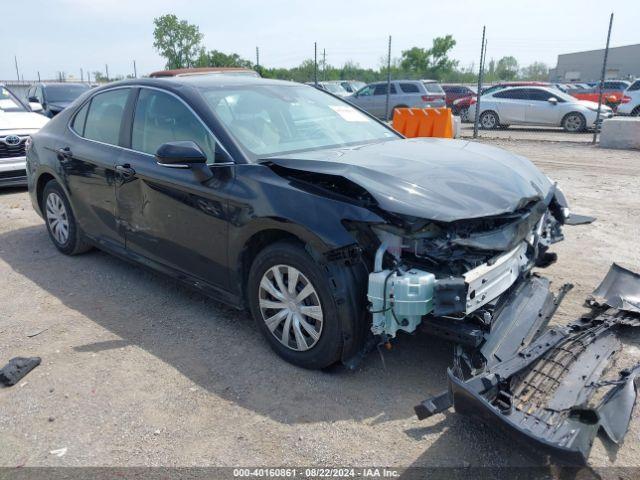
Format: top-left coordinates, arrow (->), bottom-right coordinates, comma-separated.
116,156 -> 232,289
61,88 -> 132,248
525,89 -> 562,125
116,87 -> 232,290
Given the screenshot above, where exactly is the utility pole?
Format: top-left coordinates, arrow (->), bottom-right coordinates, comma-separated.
593,13 -> 614,144
133,60 -> 137,78
384,35 -> 392,122
14,56 -> 20,81
322,49 -> 326,81
37,71 -> 41,82
256,46 -> 260,69
473,26 -> 487,139
314,42 -> 318,86
105,64 -> 109,82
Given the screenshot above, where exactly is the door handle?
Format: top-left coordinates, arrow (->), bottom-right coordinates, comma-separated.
56,147 -> 72,161
115,164 -> 136,178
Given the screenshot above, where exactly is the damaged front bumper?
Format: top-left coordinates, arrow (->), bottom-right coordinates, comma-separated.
415,264 -> 640,465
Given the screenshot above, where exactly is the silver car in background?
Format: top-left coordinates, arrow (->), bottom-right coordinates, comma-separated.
347,80 -> 446,119
468,86 -> 613,132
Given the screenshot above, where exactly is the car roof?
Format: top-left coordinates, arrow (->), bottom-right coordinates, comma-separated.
149,67 -> 258,78
93,75 -> 302,91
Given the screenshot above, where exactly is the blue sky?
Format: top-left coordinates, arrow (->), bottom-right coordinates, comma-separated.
3,0 -> 637,80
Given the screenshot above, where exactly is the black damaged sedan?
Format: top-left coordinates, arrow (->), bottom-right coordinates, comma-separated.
26,75 -> 572,370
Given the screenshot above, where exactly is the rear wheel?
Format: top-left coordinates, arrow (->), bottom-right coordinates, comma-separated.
42,180 -> 91,255
248,241 -> 344,369
562,112 -> 586,132
479,111 -> 499,129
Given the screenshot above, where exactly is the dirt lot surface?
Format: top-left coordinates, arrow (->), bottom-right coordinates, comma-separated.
1,139 -> 639,470
459,123 -> 594,143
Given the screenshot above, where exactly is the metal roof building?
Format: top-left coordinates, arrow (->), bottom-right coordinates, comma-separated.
549,44 -> 640,82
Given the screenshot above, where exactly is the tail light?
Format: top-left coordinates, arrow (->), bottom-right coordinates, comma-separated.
620,95 -> 632,104
421,95 -> 440,102
469,97 -> 477,105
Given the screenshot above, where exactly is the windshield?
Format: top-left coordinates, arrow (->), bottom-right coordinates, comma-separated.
201,84 -> 398,159
0,87 -> 27,112
322,83 -> 347,94
423,82 -> 444,94
46,84 -> 90,103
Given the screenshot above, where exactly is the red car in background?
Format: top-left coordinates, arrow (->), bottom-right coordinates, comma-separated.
441,84 -> 477,107
452,81 -> 550,122
568,81 -> 630,109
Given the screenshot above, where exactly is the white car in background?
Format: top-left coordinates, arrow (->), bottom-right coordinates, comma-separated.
468,86 -> 613,132
617,79 -> 640,116
0,85 -> 49,187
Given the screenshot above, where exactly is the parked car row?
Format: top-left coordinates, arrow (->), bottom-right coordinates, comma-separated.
0,84 -> 49,187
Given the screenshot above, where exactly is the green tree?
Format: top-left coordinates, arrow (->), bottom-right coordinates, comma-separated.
495,56 -> 519,80
400,35 -> 458,80
520,61 -> 549,81
153,14 -> 203,69
196,49 -> 253,68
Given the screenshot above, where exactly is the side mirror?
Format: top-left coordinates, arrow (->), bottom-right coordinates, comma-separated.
548,97 -> 558,105
29,101 -> 44,112
156,141 -> 212,182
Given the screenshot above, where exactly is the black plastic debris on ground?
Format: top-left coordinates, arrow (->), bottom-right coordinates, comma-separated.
0,357 -> 41,387
415,263 -> 640,465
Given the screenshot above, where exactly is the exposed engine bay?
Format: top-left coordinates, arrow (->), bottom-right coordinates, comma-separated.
357,188 -> 569,344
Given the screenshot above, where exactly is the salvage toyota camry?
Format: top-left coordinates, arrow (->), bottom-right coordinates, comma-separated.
27,76 -> 640,463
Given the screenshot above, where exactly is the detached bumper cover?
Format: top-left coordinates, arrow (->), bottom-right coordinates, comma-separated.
416,264 -> 640,465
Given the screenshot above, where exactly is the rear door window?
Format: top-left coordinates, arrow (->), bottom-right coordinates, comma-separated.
83,89 -> 130,146
71,102 -> 90,135
399,83 -> 420,94
373,84 -> 397,95
628,81 -> 640,92
493,89 -> 527,100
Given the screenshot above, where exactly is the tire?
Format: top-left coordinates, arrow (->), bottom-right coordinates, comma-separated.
42,180 -> 91,255
562,112 -> 586,132
479,110 -> 500,130
248,241 -> 344,369
391,104 -> 408,117
459,107 -> 470,122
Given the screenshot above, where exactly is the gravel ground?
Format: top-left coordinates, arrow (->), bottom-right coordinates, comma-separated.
0,138 -> 639,470
459,123 -> 594,143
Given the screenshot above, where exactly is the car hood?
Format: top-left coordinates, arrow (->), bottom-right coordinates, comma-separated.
264,138 -> 553,222
577,99 -> 612,111
0,111 -> 49,131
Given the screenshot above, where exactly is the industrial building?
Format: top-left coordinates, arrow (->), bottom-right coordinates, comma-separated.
549,43 -> 640,82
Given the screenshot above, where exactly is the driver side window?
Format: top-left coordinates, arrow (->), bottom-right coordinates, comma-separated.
132,89 -> 217,164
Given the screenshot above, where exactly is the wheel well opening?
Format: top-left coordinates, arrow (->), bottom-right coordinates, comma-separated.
36,173 -> 55,211
240,229 -> 303,302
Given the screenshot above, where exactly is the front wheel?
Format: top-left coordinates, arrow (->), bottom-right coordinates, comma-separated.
459,107 -> 470,122
247,241 -> 344,369
479,111 -> 499,129
562,112 -> 586,132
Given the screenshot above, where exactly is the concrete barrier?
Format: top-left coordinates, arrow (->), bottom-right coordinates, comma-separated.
392,107 -> 454,139
599,117 -> 640,150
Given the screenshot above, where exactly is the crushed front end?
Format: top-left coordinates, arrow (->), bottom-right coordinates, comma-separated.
349,184 -> 572,352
